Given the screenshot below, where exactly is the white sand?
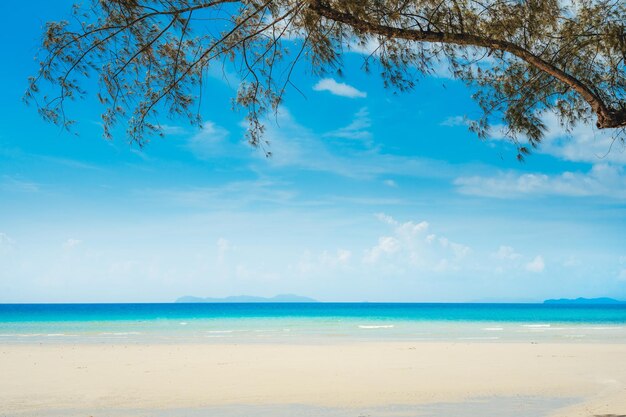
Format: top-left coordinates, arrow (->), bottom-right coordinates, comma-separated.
1,342 -> 625,416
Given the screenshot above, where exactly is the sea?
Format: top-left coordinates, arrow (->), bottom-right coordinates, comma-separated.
1,302 -> 625,344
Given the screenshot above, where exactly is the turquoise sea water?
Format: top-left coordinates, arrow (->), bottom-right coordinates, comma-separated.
1,303 -> 625,343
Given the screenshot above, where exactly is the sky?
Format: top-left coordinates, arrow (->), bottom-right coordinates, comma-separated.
0,1 -> 625,303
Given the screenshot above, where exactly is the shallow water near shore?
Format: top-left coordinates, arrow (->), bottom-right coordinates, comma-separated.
1,303 -> 625,344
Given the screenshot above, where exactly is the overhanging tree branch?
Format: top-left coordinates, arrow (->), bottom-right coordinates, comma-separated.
24,0 -> 626,159
309,0 -> 626,130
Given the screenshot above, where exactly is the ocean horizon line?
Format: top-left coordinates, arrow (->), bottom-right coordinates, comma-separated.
1,299 -> 625,305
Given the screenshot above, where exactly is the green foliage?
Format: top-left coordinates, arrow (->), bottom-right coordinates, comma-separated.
25,0 -> 626,159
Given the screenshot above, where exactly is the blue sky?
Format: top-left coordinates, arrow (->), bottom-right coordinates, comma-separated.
1,1 -> 625,302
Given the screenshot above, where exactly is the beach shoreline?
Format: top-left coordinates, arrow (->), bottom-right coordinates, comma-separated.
2,341 -> 625,417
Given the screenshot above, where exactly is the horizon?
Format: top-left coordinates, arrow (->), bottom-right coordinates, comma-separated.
1,296 -> 625,305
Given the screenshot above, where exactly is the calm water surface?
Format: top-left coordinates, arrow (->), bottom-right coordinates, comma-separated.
1,303 -> 625,343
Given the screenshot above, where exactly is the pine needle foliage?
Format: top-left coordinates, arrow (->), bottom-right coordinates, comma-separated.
25,0 -> 626,159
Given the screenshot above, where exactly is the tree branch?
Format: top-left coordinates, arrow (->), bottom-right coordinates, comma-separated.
309,0 -> 626,129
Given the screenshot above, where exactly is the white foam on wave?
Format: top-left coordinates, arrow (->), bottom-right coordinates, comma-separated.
522,324 -> 551,328
358,325 -> 395,329
179,322 -> 188,326
579,326 -> 623,330
45,333 -> 78,337
98,332 -> 142,336
206,330 -> 234,334
482,327 -> 504,331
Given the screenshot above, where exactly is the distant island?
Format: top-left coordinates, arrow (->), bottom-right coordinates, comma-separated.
544,297 -> 625,305
175,294 -> 318,303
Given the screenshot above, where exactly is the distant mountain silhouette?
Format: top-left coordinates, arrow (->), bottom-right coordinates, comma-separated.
175,294 -> 318,303
543,297 -> 625,305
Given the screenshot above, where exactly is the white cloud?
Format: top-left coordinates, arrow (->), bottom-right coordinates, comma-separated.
435,236 -> 471,259
324,107 -> 372,143
383,179 -> 398,188
159,124 -> 189,135
347,38 -> 453,79
205,63 -> 242,90
443,110 -> 626,166
364,236 -> 401,263
1,175 -> 40,193
0,233 -> 15,256
320,249 -> 352,266
187,121 -> 233,159
441,116 -> 509,139
261,107 -> 454,180
348,37 -> 382,55
336,249 -> 352,264
454,164 -> 626,199
493,245 -> 522,260
441,116 -> 468,127
375,212 -> 398,226
63,238 -> 82,249
526,256 -> 545,273
540,113 -> 626,165
363,214 -> 470,272
0,232 -> 13,245
140,179 -> 296,209
313,78 -> 367,98
41,156 -> 103,171
217,237 -> 231,262
562,256 -> 581,268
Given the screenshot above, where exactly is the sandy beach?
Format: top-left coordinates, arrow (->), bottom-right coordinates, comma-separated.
1,342 -> 625,417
